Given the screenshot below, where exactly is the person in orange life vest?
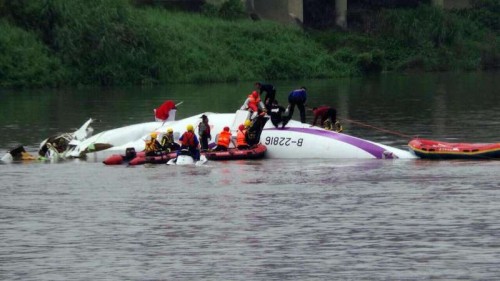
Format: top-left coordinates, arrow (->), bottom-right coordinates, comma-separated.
145,132 -> 162,156
312,106 -> 337,127
198,114 -> 211,151
236,123 -> 250,150
154,100 -> 176,122
178,124 -> 200,160
214,126 -> 236,151
240,91 -> 266,119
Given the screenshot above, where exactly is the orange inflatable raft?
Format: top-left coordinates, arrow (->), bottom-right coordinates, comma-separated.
408,138 -> 500,160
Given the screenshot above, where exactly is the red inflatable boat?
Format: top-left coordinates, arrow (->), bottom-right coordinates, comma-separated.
103,150 -> 177,165
204,144 -> 266,161
408,138 -> 500,160
103,144 -> 267,165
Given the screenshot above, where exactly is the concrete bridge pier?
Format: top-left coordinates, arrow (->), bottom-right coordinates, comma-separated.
335,0 -> 347,28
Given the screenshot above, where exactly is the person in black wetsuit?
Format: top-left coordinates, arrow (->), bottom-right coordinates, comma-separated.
246,114 -> 269,147
255,82 -> 276,111
268,99 -> 286,128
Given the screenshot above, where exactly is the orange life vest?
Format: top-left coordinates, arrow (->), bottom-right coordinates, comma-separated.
247,93 -> 261,112
217,131 -> 232,148
181,131 -> 196,148
236,130 -> 247,147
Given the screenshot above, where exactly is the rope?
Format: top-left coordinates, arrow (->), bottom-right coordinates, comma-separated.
339,118 -> 413,139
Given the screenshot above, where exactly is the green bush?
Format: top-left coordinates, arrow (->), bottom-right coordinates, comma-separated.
356,49 -> 384,73
0,1 -> 498,88
0,20 -> 65,88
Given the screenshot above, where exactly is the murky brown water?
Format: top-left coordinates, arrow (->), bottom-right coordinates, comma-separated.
1,72 -> 499,280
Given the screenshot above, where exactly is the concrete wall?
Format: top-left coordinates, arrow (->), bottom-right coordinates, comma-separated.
250,0 -> 303,25
208,0 -> 472,29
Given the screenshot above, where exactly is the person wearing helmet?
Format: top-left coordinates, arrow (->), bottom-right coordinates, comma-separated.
160,128 -> 180,152
240,91 -> 266,119
145,132 -> 162,156
213,126 -> 236,151
178,124 -> 200,160
198,115 -> 211,151
244,119 -> 252,129
246,114 -> 269,147
236,124 -> 249,150
255,82 -> 276,111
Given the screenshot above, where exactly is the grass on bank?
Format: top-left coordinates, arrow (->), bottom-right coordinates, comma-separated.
0,0 -> 498,88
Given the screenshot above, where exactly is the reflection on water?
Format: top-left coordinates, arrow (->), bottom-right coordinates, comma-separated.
1,159 -> 500,280
1,71 -> 499,151
1,72 -> 500,280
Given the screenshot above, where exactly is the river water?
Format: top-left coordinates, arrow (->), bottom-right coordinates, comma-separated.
1,72 -> 499,280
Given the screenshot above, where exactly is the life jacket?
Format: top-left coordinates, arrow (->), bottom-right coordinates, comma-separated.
217,131 -> 232,148
145,139 -> 159,152
198,121 -> 211,136
236,130 -> 248,147
181,131 -> 196,148
161,134 -> 174,147
247,93 -> 261,112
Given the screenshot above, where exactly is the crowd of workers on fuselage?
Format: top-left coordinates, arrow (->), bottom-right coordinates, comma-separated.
146,82 -> 342,160
242,82 -> 342,131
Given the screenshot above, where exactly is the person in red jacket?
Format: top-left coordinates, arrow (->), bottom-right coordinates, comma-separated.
154,100 -> 176,121
312,106 -> 337,127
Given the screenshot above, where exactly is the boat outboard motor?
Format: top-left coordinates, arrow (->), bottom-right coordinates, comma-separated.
124,147 -> 137,161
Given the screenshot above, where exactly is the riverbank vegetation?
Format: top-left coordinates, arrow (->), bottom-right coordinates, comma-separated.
0,0 -> 498,88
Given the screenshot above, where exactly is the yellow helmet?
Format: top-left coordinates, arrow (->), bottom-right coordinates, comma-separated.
150,132 -> 158,139
186,124 -> 194,132
244,119 -> 252,128
166,128 -> 173,134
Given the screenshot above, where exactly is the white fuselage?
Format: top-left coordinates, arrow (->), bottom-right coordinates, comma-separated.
68,111 -> 416,161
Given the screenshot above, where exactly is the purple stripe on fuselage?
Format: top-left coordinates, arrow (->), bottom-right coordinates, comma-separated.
264,127 -> 392,159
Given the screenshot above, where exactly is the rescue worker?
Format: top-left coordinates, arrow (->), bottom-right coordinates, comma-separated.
268,99 -> 286,128
255,82 -> 276,110
241,91 -> 266,119
246,116 -> 268,147
160,128 -> 180,152
312,106 -> 337,127
178,124 -> 200,160
214,126 -> 236,151
283,86 -> 308,126
236,123 -> 250,150
198,114 -> 211,151
145,132 -> 162,156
